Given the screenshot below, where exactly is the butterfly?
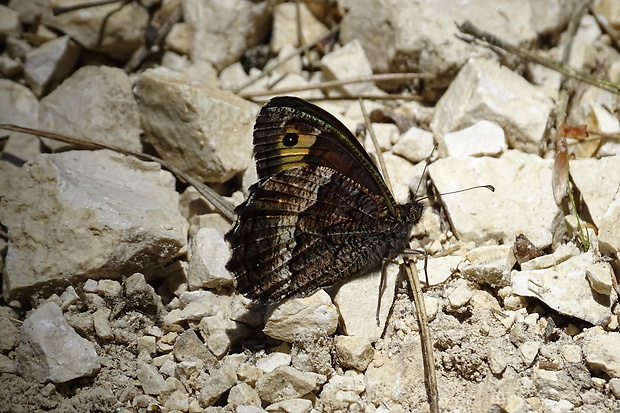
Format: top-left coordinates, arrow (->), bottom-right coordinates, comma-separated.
225,96 -> 424,302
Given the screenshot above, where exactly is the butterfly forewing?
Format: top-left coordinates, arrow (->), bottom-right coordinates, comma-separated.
226,97 -> 423,302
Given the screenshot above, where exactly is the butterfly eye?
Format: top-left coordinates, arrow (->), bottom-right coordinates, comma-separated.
282,133 -> 299,147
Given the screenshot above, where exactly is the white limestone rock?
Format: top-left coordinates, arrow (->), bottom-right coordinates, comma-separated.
16,302 -> 100,383
569,156 -> 620,229
427,151 -> 561,247
263,290 -> 339,342
255,365 -> 317,404
319,370 -> 365,412
187,227 -> 233,290
24,35 -> 80,97
333,263 -> 399,341
334,336 -> 374,372
321,39 -> 377,97
415,255 -> 463,286
39,66 -> 142,153
184,0 -> 271,71
461,245 -> 515,287
583,328 -> 620,378
137,362 -> 167,395
271,2 -> 329,53
391,127 -> 435,164
198,361 -> 238,406
599,186 -> 620,255
48,0 -> 148,60
265,398 -> 313,413
0,150 -> 187,300
511,252 -> 615,326
0,5 -> 20,36
134,68 -> 257,183
0,316 -> 19,351
440,120 -> 507,158
431,58 -> 554,154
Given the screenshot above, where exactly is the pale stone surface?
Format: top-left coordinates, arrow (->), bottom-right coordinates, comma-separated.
415,255 -> 463,286
391,127 -> 435,164
321,39 -> 376,97
48,0 -> 148,60
93,308 -> 114,340
461,245 -> 515,287
334,336 -> 374,372
187,227 -> 233,290
271,2 -> 329,53
255,366 -> 317,404
570,156 -> 620,228
427,151 -> 561,247
440,120 -> 507,157
228,382 -> 261,406
0,5 -> 20,36
198,362 -> 238,406
256,352 -> 292,373
583,328 -> 620,378
266,398 -> 313,413
431,58 -> 554,154
24,36 -> 79,97
334,263 -> 399,340
520,341 -> 540,366
0,150 -> 187,300
519,243 -> 580,271
319,370 -> 366,412
197,314 -> 249,358
134,68 -> 257,183
446,278 -> 474,310
0,316 -> 19,351
599,186 -> 620,255
512,253 -> 615,325
39,66 -> 142,153
16,302 -> 100,383
263,290 -> 339,342
137,362 -> 166,395
184,0 -> 271,70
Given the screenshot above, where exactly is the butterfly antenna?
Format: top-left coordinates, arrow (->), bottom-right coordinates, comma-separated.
417,184 -> 495,202
359,97 -> 394,193
414,144 -> 438,198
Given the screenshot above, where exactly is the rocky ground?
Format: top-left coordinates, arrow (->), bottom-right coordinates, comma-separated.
1,0 -> 620,412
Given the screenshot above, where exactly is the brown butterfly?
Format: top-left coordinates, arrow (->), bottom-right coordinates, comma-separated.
225,97 -> 423,302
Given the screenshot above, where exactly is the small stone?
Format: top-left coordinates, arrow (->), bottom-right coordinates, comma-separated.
16,302 -> 100,383
122,273 -> 166,320
440,120 -> 506,157
187,227 -> 233,290
271,2 -> 328,53
93,308 -> 114,340
520,341 -> 540,366
446,278 -> 474,310
59,286 -> 80,310
0,354 -> 16,373
38,66 -> 141,153
561,344 -> 582,364
583,328 -> 620,378
415,255 -> 463,286
255,365 -> 317,404
334,336 -> 374,372
586,261 -> 613,295
164,390 -> 190,412
265,398 -> 313,413
321,39 -> 376,97
392,127 -> 435,164
264,289 -> 339,342
24,36 -> 80,97
0,5 -> 20,35
503,394 -> 529,413
609,378 -> 620,398
512,252 -> 614,325
334,263 -> 399,340
431,58 -> 553,154
137,362 -> 166,395
197,314 -> 249,358
228,382 -> 261,407
198,363 -> 237,406
98,280 -> 122,297
0,316 -> 19,351
173,329 -> 216,367
137,336 -> 157,355
256,352 -> 291,373
83,279 -> 98,293
462,245 -> 515,287
488,348 -> 508,375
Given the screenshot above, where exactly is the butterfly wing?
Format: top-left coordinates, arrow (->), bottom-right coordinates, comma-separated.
226,97 -> 418,302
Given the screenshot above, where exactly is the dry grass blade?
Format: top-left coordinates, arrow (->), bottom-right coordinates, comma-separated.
0,123 -> 236,221
457,20 -> 620,95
